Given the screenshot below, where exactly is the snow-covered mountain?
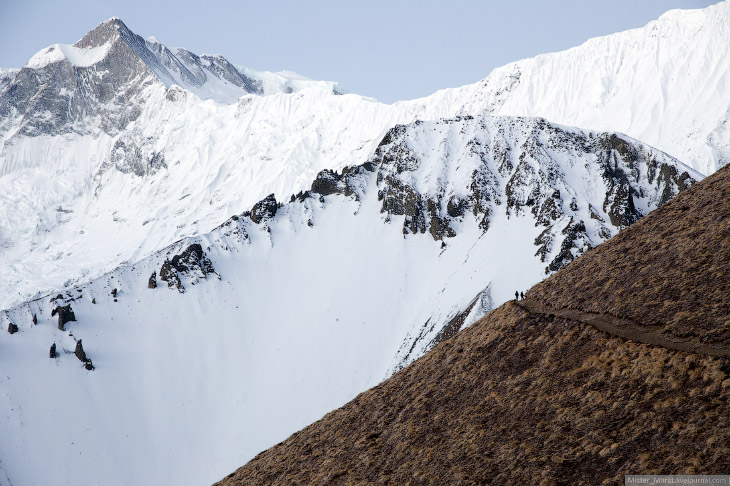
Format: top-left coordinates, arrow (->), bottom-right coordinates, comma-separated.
0,115 -> 698,486
1,3 -> 728,311
420,0 -> 730,176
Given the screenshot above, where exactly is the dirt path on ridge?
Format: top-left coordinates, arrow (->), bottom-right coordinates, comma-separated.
516,299 -> 730,357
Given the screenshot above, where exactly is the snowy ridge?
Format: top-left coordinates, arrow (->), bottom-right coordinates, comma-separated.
26,42 -> 114,69
238,67 -> 346,96
414,0 -> 730,175
0,115 -> 698,486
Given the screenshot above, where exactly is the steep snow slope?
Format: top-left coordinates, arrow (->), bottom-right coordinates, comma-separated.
417,0 -> 730,176
0,3 -> 726,310
0,116 -> 698,486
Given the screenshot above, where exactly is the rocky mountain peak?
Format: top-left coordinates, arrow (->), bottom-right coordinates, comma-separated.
74,17 -> 131,49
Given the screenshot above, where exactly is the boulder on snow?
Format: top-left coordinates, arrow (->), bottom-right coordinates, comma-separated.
75,340 -> 87,362
7,322 -> 18,334
148,271 -> 157,289
32,313 -> 37,325
49,343 -> 56,358
84,359 -> 94,371
52,305 -> 76,331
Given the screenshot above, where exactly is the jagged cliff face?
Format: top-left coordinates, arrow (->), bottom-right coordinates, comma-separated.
0,115 -> 697,486
371,117 -> 693,275
0,18 -> 263,142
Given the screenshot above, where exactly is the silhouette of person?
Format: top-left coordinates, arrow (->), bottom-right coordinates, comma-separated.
520,291 -> 524,300
515,291 -> 519,301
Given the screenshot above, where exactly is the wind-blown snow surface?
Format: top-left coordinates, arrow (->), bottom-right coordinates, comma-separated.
0,116 -> 698,486
0,3 -> 728,309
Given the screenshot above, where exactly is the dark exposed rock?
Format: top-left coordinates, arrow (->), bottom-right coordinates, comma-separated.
159,243 -> 216,293
588,204 -> 605,222
470,167 -> 499,232
446,196 -> 467,218
547,219 -> 590,273
599,134 -> 644,228
52,305 -> 76,331
249,194 -> 278,224
148,271 -> 157,289
49,343 -> 56,358
311,169 -> 341,196
75,340 -> 87,362
84,359 -> 94,371
92,298 -> 96,304
111,288 -> 118,298
295,190 -> 312,203
505,160 -> 541,216
647,159 -> 696,206
32,313 -> 37,325
108,137 -> 167,176
533,195 -> 563,226
376,159 -> 465,241
7,322 -> 18,334
603,179 -> 641,228
533,227 -> 553,263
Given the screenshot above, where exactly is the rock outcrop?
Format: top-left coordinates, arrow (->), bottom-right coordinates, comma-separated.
159,243 -> 216,292
51,305 -> 76,331
75,340 -> 87,362
371,117 -> 697,270
247,194 -> 279,224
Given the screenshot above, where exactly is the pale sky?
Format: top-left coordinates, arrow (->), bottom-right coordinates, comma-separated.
0,0 -> 718,103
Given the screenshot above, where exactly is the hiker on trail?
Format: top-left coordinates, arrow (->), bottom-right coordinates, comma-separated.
520,291 -> 524,300
515,291 -> 519,301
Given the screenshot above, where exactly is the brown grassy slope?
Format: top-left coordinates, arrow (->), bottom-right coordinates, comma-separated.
216,304 -> 730,486
528,164 -> 730,347
215,165 -> 730,486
